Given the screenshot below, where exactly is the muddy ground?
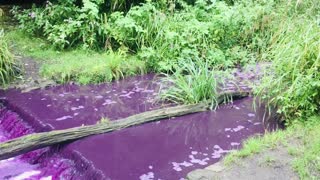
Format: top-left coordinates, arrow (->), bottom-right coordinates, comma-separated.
8,53 -> 55,92
187,141 -> 300,180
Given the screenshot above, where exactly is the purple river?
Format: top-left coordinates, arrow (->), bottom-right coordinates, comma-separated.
0,71 -> 276,179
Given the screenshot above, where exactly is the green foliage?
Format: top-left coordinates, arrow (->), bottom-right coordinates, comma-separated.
6,30 -> 145,85
12,0 -> 106,49
256,15 -> 320,120
12,0 -> 277,71
105,0 -> 276,72
0,30 -> 17,85
40,51 -> 145,85
158,60 -> 221,108
224,116 -> 320,179
292,116 -> 320,179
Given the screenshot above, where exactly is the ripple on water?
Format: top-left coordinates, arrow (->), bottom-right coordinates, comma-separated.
0,74 -> 274,179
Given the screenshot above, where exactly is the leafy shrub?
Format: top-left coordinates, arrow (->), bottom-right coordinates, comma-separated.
105,0 -> 276,72
12,0 -> 106,49
13,0 -> 277,70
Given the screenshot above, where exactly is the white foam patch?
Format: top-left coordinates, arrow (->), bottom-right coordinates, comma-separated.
119,91 -> 135,98
189,155 -> 210,165
139,172 -> 154,180
40,176 -> 53,180
13,170 -> 41,180
56,116 -> 73,121
95,95 -> 103,99
231,142 -> 240,146
248,113 -> 255,117
233,125 -> 245,132
191,151 -> 198,155
0,157 -> 15,164
211,145 -> 230,159
102,99 -> 117,106
142,89 -> 154,93
172,161 -> 193,172
71,106 -> 84,111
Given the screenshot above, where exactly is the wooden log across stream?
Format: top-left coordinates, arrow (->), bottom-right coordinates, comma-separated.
0,91 -> 249,160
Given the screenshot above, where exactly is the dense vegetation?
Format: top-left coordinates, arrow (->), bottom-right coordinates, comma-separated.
4,0 -> 319,118
224,116 -> 320,179
255,1 -> 320,121
0,9 -> 18,85
1,0 -> 320,178
12,0 -> 273,71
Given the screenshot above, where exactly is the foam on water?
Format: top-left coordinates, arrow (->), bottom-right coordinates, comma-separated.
0,108 -> 81,180
0,70 -> 277,179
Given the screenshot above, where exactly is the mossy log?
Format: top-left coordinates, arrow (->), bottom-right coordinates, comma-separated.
0,91 -> 249,160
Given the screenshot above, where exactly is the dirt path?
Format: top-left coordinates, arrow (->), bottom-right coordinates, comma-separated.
9,54 -> 55,92
187,143 -> 299,180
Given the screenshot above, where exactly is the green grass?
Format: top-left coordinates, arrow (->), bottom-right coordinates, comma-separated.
255,15 -> 320,121
223,116 -> 320,179
158,60 -> 226,108
5,29 -> 145,84
292,116 -> 320,179
0,30 -> 17,86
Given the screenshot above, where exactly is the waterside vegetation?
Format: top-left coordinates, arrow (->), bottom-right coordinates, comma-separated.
1,0 -> 320,178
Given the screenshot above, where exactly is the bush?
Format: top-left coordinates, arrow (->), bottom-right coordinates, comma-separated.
12,0 -> 106,49
12,0 -> 277,72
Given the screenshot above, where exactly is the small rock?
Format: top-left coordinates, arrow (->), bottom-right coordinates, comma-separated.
186,169 -> 216,180
205,162 -> 225,172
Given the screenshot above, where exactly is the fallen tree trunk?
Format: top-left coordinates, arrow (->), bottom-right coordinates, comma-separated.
0,91 -> 249,160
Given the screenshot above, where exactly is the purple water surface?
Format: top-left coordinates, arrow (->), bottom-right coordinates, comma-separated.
0,71 -> 275,179
0,108 -> 78,180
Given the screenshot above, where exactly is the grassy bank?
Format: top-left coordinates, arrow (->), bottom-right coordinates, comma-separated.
0,9 -> 18,86
7,0 -> 280,85
221,0 -> 320,178
3,1 -> 320,178
223,116 -> 320,179
5,30 -> 145,84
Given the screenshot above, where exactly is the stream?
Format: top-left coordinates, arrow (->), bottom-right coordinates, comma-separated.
0,66 -> 277,179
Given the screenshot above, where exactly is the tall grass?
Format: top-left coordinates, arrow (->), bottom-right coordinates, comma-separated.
40,50 -> 145,85
256,17 -> 320,120
159,60 -> 221,109
0,29 -> 17,85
